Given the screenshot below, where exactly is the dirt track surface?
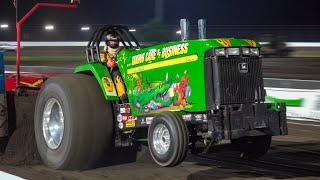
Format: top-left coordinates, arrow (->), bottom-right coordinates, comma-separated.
0,122 -> 319,180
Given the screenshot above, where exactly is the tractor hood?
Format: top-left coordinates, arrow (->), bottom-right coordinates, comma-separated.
117,38 -> 260,71
116,38 -> 260,115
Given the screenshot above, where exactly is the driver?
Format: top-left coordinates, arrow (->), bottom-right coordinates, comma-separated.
101,33 -> 127,102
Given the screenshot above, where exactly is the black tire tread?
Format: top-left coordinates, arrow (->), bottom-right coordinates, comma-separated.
240,135 -> 271,160
148,111 -> 188,167
35,74 -> 113,170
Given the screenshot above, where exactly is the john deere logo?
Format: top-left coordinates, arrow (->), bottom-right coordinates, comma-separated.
238,63 -> 248,73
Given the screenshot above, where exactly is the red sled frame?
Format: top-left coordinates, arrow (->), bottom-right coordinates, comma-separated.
15,2 -> 78,88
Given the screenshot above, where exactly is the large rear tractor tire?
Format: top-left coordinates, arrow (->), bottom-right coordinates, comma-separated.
34,74 -> 113,170
148,112 -> 188,167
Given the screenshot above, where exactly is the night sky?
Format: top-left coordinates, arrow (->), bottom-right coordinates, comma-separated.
0,0 -> 319,26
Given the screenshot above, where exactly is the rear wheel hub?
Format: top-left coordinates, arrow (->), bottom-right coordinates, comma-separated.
42,98 -> 64,150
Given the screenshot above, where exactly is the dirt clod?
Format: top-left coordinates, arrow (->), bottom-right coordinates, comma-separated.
1,125 -> 41,165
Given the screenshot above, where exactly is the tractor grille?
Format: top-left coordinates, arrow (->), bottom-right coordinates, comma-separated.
205,56 -> 264,107
218,57 -> 263,104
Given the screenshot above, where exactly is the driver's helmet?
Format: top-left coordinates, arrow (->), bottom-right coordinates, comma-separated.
105,33 -> 120,49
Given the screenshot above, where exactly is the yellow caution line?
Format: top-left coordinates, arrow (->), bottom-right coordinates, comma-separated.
127,55 -> 199,74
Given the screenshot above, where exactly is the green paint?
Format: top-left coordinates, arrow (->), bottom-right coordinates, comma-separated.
266,96 -> 304,107
75,63 -> 119,101
271,103 -> 282,112
74,38 -> 261,116
117,38 -> 259,115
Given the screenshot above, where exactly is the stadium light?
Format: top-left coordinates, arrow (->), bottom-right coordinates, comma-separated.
81,26 -> 90,31
0,24 -> 9,29
176,30 -> 182,34
44,25 -> 55,31
129,28 -> 136,32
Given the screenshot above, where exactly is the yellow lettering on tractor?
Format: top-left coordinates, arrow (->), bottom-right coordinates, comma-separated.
145,49 -> 157,62
132,53 -> 145,66
161,43 -> 189,59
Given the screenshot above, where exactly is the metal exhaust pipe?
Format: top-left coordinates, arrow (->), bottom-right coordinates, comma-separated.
198,19 -> 206,39
180,19 -> 190,41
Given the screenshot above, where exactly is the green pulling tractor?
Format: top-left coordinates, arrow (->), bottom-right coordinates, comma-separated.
33,22 -> 288,170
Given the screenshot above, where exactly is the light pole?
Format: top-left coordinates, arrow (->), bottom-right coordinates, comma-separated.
15,0 -> 18,24
155,0 -> 164,21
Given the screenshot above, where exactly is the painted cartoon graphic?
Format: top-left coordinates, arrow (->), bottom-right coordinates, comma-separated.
102,77 -> 114,92
129,71 -> 192,114
101,77 -> 117,96
176,76 -> 190,106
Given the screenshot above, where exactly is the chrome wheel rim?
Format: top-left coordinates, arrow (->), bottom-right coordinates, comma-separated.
42,98 -> 64,150
153,124 -> 171,155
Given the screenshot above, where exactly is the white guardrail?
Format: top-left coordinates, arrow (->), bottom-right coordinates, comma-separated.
266,88 -> 320,121
265,78 -> 320,121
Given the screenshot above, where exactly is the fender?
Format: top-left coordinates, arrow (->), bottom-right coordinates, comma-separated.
74,63 -> 119,101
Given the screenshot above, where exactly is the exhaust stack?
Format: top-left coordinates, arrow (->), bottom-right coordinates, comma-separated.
198,19 -> 207,39
180,19 -> 190,41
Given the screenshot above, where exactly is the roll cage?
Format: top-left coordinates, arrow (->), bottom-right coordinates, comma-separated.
86,25 -> 141,63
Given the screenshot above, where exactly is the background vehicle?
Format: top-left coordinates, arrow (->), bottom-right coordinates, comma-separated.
261,36 -> 293,57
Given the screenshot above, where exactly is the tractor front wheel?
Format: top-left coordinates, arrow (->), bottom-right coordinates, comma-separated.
148,112 -> 188,167
34,74 -> 113,170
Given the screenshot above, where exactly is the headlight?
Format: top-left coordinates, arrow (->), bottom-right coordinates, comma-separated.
250,48 -> 260,56
227,48 -> 240,56
212,47 -> 260,57
215,48 -> 226,56
242,47 -> 250,55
